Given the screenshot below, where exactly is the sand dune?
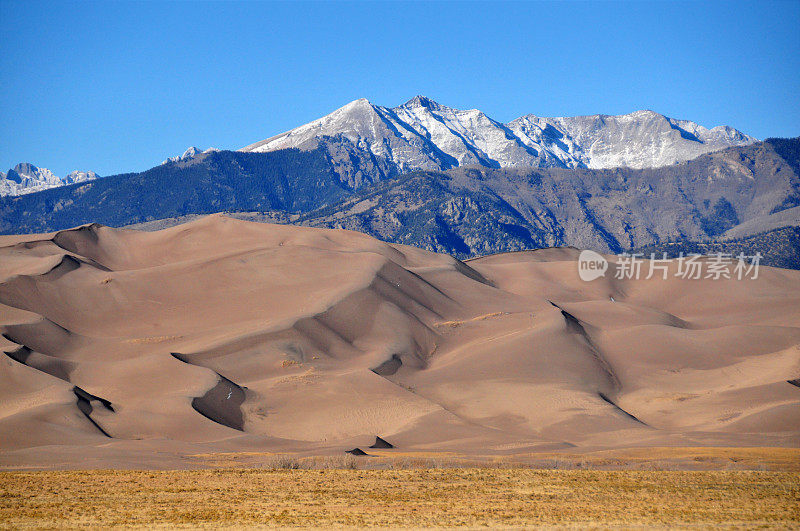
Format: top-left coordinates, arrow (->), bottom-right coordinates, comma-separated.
0,215 -> 798,467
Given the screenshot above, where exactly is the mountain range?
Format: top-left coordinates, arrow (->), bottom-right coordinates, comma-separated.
2,136 -> 798,263
1,96 -> 797,267
0,163 -> 98,196
240,96 -> 756,187
2,96 -> 754,196
0,147 -> 223,197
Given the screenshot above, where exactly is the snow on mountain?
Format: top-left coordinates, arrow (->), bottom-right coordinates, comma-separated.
241,99 -> 452,174
510,109 -> 757,169
1,144 -> 217,197
161,146 -> 219,165
1,99 -> 754,197
390,96 -> 556,168
241,96 -> 757,173
64,170 -> 99,184
0,163 -> 99,196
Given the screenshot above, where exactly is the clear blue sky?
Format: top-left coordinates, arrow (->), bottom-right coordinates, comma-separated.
1,0 -> 798,177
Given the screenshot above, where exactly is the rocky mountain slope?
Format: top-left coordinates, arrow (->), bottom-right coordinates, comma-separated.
633,226 -> 800,270
214,138 -> 800,260
240,96 -> 756,187
2,138 -> 797,263
285,137 -> 800,257
0,163 -> 98,196
0,147 -> 352,234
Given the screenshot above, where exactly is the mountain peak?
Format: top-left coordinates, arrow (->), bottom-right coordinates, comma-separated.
182,146 -> 201,158
10,163 -> 57,182
1,162 -> 98,196
401,95 -> 441,110
628,109 -> 664,119
341,98 -> 372,110
13,162 -> 40,175
65,170 -> 99,184
161,146 -> 216,166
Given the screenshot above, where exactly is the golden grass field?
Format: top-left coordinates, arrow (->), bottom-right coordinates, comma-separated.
2,449 -> 799,529
186,446 -> 800,472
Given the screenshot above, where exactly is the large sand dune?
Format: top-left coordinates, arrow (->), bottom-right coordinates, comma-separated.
0,215 -> 798,468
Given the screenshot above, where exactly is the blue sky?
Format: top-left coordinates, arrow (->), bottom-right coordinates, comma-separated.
1,0 -> 798,177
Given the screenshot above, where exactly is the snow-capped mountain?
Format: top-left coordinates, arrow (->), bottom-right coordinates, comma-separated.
64,170 -> 98,184
0,163 -> 98,196
161,146 -> 219,165
241,96 -> 756,176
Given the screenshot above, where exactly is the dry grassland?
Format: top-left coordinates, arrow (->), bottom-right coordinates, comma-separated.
1,466 -> 798,528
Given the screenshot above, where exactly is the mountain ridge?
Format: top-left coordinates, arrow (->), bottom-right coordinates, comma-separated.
0,163 -> 98,196
2,97 -> 755,196
2,138 -> 797,266
161,146 -> 219,165
240,96 -> 757,182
